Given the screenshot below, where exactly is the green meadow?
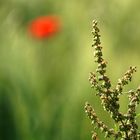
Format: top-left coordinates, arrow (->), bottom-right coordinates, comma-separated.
0,0 -> 140,140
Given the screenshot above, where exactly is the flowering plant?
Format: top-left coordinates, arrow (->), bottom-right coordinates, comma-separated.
85,20 -> 140,140
28,16 -> 60,39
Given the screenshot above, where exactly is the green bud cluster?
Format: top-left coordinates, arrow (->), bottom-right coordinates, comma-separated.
85,102 -> 121,140
116,66 -> 137,93
85,20 -> 140,140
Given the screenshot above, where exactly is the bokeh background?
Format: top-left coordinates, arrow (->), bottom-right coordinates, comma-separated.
0,0 -> 140,140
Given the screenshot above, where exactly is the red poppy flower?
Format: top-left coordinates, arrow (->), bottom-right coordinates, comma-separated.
28,16 -> 61,39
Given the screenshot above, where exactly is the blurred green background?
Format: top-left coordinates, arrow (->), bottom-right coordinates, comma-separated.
0,0 -> 140,140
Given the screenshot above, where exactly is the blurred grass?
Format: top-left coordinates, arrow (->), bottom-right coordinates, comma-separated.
0,0 -> 140,140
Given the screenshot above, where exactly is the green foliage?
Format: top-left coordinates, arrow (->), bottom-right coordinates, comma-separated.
0,1 -> 140,140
